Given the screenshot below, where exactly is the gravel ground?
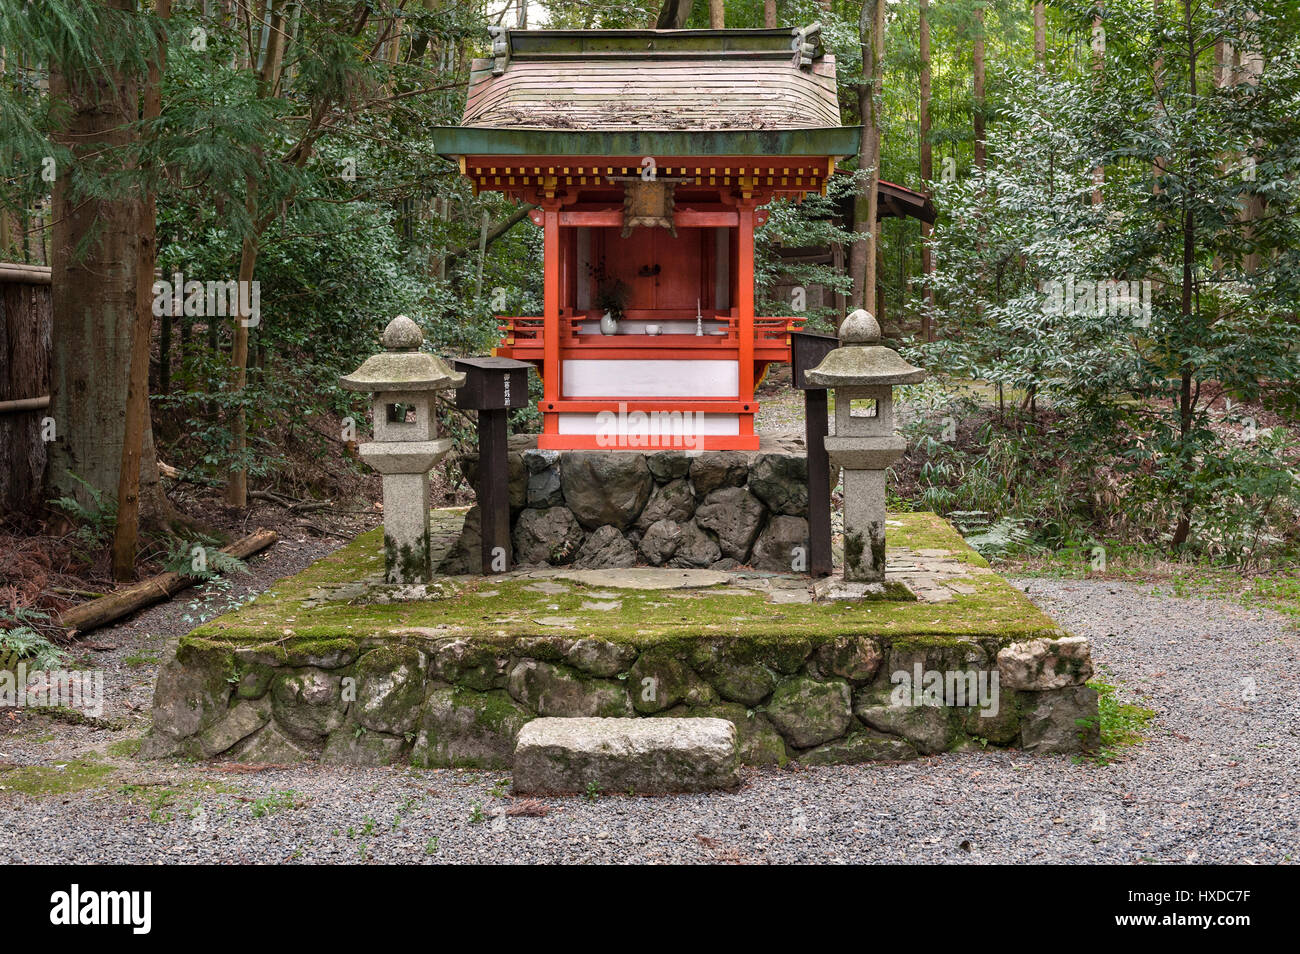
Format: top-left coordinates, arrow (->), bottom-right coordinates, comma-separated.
2,540 -> 1297,863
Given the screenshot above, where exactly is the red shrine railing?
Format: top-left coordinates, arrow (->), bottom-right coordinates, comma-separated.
497,316 -> 804,359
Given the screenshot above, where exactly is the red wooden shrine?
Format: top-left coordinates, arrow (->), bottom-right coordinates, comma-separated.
437,26 -> 861,450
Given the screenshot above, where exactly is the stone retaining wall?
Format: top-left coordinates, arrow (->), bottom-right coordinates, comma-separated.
442,436 -> 811,573
142,631 -> 1100,768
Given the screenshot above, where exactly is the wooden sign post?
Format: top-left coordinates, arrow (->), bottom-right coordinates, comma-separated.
455,357 -> 533,574
790,330 -> 840,578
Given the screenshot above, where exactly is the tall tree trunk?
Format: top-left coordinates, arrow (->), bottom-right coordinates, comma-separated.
1170,0 -> 1197,549
113,0 -> 173,581
709,0 -> 724,29
655,0 -> 696,30
1153,0 -> 1164,193
47,0 -> 140,511
849,0 -> 885,316
973,5 -> 986,171
1034,2 -> 1046,71
225,1 -> 286,509
764,0 -> 777,28
919,0 -> 934,340
1092,2 -> 1105,205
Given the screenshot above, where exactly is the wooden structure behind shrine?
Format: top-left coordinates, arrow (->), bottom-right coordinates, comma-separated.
436,26 -> 861,450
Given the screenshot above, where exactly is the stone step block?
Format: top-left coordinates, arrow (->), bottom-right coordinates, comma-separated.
512,717 -> 740,795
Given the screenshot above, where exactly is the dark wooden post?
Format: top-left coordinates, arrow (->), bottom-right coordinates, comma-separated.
454,357 -> 533,574
790,331 -> 839,577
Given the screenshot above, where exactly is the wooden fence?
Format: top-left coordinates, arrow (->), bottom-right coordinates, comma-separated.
0,262 -> 53,516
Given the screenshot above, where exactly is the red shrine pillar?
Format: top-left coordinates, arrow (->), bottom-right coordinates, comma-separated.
736,198 -> 757,439
541,197 -> 561,439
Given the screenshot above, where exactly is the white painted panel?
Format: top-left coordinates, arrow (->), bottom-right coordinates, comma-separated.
557,412 -> 741,442
563,359 -> 737,397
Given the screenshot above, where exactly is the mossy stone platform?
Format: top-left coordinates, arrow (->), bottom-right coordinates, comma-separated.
142,512 -> 1100,768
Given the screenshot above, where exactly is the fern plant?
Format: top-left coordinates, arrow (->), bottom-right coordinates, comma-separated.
0,608 -> 68,670
49,472 -> 117,550
163,536 -> 249,581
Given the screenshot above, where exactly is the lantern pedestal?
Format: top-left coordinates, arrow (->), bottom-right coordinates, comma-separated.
361,438 -> 454,584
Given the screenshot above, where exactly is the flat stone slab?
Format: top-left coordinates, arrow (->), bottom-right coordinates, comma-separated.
546,568 -> 730,590
513,717 -> 740,795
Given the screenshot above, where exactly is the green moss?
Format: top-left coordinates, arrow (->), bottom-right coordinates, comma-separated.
0,757 -> 116,797
844,531 -> 864,574
107,737 -> 143,758
177,510 -> 1064,659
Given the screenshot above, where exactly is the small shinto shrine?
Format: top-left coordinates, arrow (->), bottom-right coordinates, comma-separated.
435,26 -> 860,450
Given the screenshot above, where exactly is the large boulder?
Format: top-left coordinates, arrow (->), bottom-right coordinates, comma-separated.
226,722 -> 315,763
353,645 -> 427,735
997,635 -> 1094,690
689,451 -> 749,496
694,486 -> 765,561
526,467 -> 564,508
428,637 -> 507,691
505,659 -> 633,717
141,645 -> 234,757
639,518 -> 683,565
191,696 -> 271,759
563,638 -> 637,678
667,519 -> 721,568
647,450 -> 691,482
559,451 -> 653,530
749,515 -> 810,572
512,717 -> 741,794
512,506 -> 585,565
437,505 -> 480,574
636,479 -> 695,530
764,677 -> 852,748
811,636 -> 883,684
854,689 -> 953,755
690,639 -> 777,705
411,687 -> 532,769
627,653 -> 693,713
270,668 -> 345,742
572,524 -> 638,569
747,453 -> 809,516
1019,685 -> 1100,754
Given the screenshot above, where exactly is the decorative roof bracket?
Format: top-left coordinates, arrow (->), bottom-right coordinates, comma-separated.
791,22 -> 823,70
488,25 -> 510,76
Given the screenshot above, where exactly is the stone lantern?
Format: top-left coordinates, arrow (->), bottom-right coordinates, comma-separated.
805,310 -> 925,586
340,316 -> 465,584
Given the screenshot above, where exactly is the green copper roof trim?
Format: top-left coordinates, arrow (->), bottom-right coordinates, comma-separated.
434,126 -> 862,160
506,28 -> 811,58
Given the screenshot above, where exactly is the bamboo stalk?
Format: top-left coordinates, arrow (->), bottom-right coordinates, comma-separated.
0,263 -> 53,284
0,395 -> 50,414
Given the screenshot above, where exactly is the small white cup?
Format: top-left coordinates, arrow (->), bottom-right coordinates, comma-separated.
645,324 -> 661,336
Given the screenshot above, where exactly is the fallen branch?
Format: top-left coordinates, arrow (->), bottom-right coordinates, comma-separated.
57,528 -> 278,637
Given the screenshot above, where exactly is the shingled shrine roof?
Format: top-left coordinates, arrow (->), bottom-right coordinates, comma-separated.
436,27 -> 859,159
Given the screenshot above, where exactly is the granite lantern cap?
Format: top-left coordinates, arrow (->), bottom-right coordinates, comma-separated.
339,316 -> 466,394
803,310 -> 926,389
